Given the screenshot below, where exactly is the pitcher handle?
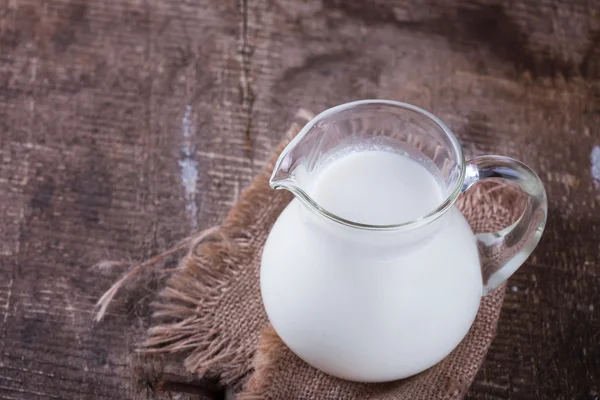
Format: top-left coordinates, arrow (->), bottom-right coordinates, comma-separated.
462,156 -> 548,295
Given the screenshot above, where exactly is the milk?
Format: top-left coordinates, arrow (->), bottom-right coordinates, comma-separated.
311,150 -> 444,225
261,149 -> 483,382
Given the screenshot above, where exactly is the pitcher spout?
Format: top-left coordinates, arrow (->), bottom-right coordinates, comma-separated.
270,150 -> 297,190
269,119 -> 327,194
269,152 -> 308,196
269,150 -> 314,215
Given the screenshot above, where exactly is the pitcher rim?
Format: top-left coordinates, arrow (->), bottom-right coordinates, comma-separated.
270,99 -> 466,231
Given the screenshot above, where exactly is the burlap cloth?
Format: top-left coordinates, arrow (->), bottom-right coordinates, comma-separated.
142,118 -> 524,400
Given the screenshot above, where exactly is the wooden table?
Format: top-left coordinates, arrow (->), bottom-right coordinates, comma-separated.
1,0 -> 599,398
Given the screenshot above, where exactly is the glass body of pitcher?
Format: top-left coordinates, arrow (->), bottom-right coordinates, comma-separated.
260,100 -> 547,382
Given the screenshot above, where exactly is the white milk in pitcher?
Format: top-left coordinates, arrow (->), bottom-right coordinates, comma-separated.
311,150 -> 443,225
261,149 -> 483,382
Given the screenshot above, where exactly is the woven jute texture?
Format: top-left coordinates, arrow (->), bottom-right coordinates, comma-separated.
142,119 -> 523,400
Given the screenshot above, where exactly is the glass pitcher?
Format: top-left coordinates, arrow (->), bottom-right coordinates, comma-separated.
260,100 -> 547,382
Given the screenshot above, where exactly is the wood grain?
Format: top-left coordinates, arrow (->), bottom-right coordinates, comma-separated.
1,0 -> 599,399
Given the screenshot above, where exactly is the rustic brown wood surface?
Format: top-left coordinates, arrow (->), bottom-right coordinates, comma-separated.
1,0 -> 599,399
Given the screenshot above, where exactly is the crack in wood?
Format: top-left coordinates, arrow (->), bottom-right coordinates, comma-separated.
239,0 -> 255,157
152,373 -> 225,400
2,279 -> 13,324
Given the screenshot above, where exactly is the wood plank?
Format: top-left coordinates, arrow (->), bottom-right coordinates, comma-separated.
0,0 -> 248,398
